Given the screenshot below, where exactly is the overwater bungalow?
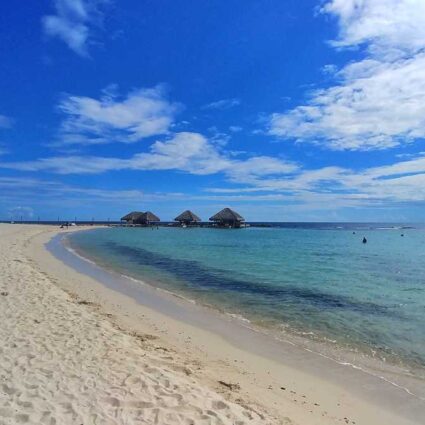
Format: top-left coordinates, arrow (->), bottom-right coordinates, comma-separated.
134,211 -> 160,225
174,210 -> 202,226
209,208 -> 245,228
121,211 -> 144,224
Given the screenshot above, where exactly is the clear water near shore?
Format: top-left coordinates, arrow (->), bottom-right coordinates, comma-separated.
68,225 -> 425,389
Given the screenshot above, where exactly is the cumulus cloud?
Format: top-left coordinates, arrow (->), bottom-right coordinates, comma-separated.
42,0 -> 108,56
322,0 -> 425,54
141,132 -> 230,175
54,85 -> 180,145
269,0 -> 425,151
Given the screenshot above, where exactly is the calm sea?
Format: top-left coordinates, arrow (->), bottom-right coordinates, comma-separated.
68,224 -> 425,382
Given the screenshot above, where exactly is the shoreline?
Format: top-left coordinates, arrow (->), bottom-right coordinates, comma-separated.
5,223 -> 424,424
63,228 -> 425,402
44,226 -> 425,423
2,223 -> 276,424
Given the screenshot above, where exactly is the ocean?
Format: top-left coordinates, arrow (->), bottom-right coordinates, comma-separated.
67,224 -> 425,391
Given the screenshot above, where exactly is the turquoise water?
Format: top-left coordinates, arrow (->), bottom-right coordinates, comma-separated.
69,226 -> 425,373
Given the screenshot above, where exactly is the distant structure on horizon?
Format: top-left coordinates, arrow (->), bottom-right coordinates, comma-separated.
136,211 -> 160,225
209,208 -> 245,228
174,210 -> 202,226
121,208 -> 246,228
120,211 -> 143,224
121,211 -> 160,225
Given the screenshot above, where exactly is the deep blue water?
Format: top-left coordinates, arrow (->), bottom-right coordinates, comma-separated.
68,225 -> 425,372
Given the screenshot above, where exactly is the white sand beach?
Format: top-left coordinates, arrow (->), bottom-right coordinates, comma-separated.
0,223 -> 423,425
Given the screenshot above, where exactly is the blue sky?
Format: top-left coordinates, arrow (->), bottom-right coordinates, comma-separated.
1,0 -> 425,222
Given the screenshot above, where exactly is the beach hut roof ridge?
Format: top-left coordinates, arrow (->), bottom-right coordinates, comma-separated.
139,211 -> 160,222
121,211 -> 144,221
174,210 -> 202,222
209,207 -> 244,222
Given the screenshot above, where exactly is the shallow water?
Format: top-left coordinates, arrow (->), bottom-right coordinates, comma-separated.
68,226 -> 425,377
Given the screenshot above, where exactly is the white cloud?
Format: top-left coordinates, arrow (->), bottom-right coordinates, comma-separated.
321,64 -> 338,75
42,0 -> 108,56
210,154 -> 425,206
229,126 -> 243,133
54,85 -> 179,145
202,98 -> 241,110
12,127 -> 425,205
268,0 -> 425,151
3,152 -> 425,213
0,132 -> 298,182
207,126 -> 231,146
139,132 -> 229,175
1,156 -> 126,175
322,0 -> 425,54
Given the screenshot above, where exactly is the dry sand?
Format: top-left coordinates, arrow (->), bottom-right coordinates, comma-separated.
0,224 -> 423,425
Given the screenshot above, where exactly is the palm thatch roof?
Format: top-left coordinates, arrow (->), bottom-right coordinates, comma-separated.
121,211 -> 144,221
209,208 -> 244,222
134,211 -> 160,223
174,210 -> 202,223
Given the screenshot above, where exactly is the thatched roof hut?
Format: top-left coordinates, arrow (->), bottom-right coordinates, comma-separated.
121,211 -> 144,223
209,208 -> 245,228
174,210 -> 201,225
134,211 -> 160,225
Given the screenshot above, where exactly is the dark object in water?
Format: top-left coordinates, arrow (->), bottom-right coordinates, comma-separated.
401,234 -> 404,237
362,237 -> 367,244
353,231 -> 356,234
